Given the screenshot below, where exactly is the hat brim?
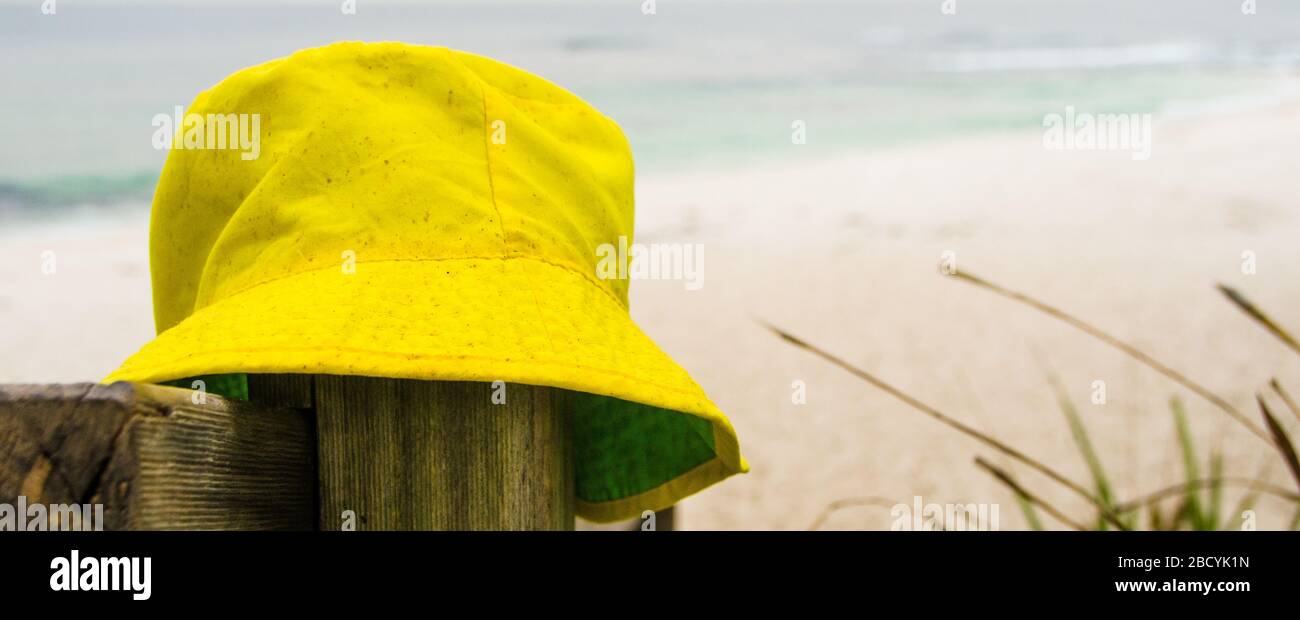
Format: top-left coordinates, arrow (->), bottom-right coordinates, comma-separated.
105,255 -> 746,522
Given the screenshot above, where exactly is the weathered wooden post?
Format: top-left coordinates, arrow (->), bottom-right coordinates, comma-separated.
248,375 -> 573,531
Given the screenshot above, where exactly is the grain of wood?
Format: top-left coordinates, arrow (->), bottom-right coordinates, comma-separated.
258,376 -> 573,531
246,373 -> 315,410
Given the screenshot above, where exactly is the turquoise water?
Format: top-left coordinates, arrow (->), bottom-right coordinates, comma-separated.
2,0 -> 1298,216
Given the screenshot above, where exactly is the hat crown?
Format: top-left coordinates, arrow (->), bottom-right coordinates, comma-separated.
151,42 -> 634,333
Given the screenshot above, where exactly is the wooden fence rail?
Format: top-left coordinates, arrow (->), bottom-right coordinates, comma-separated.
0,382 -> 314,530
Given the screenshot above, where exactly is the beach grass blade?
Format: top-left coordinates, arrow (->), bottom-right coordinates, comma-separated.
1208,450 -> 1224,530
1015,494 -> 1045,531
1217,284 -> 1300,356
1170,397 -> 1208,530
1049,375 -> 1120,529
759,319 -> 1130,530
949,270 -> 1269,441
1257,394 -> 1300,493
806,496 -> 897,531
1270,378 -> 1300,424
975,457 -> 1087,531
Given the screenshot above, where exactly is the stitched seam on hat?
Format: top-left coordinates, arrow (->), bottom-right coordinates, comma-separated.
188,53 -> 628,314
450,49 -> 609,109
475,74 -> 511,258
489,86 -> 623,127
196,254 -> 629,316
473,73 -> 563,362
129,347 -> 706,400
189,125 -> 324,319
454,50 -> 632,313
454,48 -> 628,317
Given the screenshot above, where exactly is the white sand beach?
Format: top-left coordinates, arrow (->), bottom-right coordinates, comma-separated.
3,103 -> 1299,530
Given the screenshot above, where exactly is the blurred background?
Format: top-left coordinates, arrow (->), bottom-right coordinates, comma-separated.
3,0 -> 1300,530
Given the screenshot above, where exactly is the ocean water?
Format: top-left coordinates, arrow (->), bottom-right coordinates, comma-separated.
2,0 -> 1299,219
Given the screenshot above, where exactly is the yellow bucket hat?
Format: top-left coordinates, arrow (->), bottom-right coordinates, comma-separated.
105,41 -> 745,523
